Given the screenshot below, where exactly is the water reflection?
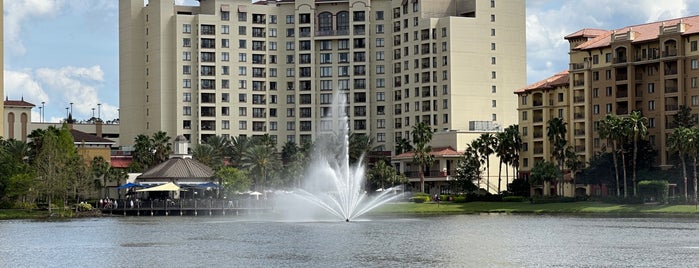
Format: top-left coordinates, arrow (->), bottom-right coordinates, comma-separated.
1,215 -> 699,267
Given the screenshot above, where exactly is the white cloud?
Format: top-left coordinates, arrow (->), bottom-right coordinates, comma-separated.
4,0 -> 64,55
34,65 -> 105,120
3,69 -> 49,104
526,0 -> 699,84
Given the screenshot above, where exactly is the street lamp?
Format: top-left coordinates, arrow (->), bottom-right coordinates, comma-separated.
41,101 -> 45,122
38,107 -> 43,123
98,103 -> 101,120
92,108 -> 95,118
70,102 -> 73,115
65,107 -> 69,119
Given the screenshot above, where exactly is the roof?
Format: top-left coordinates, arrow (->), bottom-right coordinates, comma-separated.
564,28 -> 609,40
110,157 -> 132,168
514,70 -> 569,94
4,99 -> 35,108
393,146 -> 463,160
572,15 -> 699,50
70,129 -> 114,145
137,158 -> 214,180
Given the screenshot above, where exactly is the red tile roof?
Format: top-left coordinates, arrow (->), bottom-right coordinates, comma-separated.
572,15 -> 699,50
514,70 -> 569,94
110,157 -> 132,168
4,99 -> 35,107
564,28 -> 609,40
393,146 -> 463,160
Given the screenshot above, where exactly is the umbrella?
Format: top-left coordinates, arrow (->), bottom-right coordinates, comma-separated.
118,182 -> 145,189
194,182 -> 221,189
136,182 -> 185,192
249,191 -> 262,200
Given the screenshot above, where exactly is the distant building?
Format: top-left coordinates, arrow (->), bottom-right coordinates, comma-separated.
120,0 -> 526,194
3,98 -> 34,141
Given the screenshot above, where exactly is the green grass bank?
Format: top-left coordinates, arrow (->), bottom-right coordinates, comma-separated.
371,201 -> 699,215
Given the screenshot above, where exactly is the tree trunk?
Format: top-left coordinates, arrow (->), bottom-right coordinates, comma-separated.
612,141 -> 621,197
420,169 -> 425,193
497,158 -> 502,194
632,133 -> 638,197
621,150 -> 628,198
505,163 -> 510,193
694,156 -> 698,205
486,157 -> 490,193
681,155 -> 688,200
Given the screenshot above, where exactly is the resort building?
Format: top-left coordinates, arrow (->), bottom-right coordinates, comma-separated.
1,1 -> 5,137
120,0 -> 526,193
517,15 -> 699,196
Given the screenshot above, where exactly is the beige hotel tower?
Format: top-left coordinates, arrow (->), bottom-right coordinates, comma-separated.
119,0 -> 525,156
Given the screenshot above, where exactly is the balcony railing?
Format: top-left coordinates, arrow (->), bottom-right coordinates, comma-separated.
666,104 -> 679,111
574,80 -> 585,87
574,113 -> 585,119
665,87 -> 678,93
574,96 -> 585,103
574,129 -> 585,136
570,63 -> 585,70
533,148 -> 544,154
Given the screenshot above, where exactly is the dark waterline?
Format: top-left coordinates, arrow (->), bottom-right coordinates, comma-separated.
1,214 -> 699,267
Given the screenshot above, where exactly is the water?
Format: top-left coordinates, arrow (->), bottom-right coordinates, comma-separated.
2,214 -> 699,267
280,93 -> 401,221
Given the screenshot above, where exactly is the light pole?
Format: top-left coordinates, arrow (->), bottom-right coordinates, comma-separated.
92,108 -> 95,118
65,107 -> 69,119
70,102 -> 73,115
97,103 -> 101,120
38,107 -> 42,123
41,101 -> 45,122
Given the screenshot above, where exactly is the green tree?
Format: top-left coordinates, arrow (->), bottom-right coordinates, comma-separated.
565,146 -> 585,196
453,145 -> 481,193
193,144 -> 217,168
529,161 -> 560,192
368,160 -> 405,190
474,133 -> 496,193
395,137 -> 413,155
599,114 -> 624,196
131,131 -> 172,171
241,144 -> 280,195
411,122 -> 434,193
627,110 -> 648,196
229,136 -> 252,167
673,105 -> 697,128
668,126 -> 692,200
203,135 -> 230,169
215,167 -> 251,197
32,124 -> 77,213
91,156 -> 111,196
348,132 -> 376,165
547,117 -> 567,196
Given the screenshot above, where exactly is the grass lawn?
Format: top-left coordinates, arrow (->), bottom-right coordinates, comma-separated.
0,209 -> 51,220
371,201 -> 699,215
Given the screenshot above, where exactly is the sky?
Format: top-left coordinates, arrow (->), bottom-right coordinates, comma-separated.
4,0 -> 699,123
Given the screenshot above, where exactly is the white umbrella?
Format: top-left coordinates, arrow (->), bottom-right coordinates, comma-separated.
249,191 -> 262,200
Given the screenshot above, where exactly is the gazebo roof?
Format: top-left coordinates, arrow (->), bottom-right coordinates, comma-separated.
393,146 -> 463,160
137,157 -> 213,181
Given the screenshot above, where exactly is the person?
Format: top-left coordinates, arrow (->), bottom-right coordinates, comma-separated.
130,199 -> 134,208
99,199 -> 103,208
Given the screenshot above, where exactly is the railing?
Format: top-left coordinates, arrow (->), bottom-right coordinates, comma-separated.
574,113 -> 585,119
613,57 -> 627,64
575,145 -> 585,153
570,63 -> 585,70
533,117 -> 543,123
663,49 -> 678,57
616,74 -> 628,81
315,30 -> 349,36
616,91 -> 628,98
574,96 -> 585,103
403,170 -> 452,178
665,69 -> 678,75
574,129 -> 585,136
574,80 -> 585,87
665,87 -> 678,93
534,148 -> 544,154
666,104 -> 679,111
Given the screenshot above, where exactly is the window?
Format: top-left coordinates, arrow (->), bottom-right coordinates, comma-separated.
183,38 -> 191,47
593,105 -> 600,114
491,85 -> 496,93
491,71 -> 496,79
491,43 -> 496,50
592,54 -> 599,64
221,25 -> 229,34
606,103 -> 612,114
238,12 -> 247,21
183,24 -> 191,33
693,96 -> 699,106
492,113 -> 497,121
376,24 -> 385,34
376,51 -> 385,61
649,118 -> 656,129
183,51 -> 191,61
183,65 -> 191,75
239,121 -> 247,130
558,93 -> 564,102
605,87 -> 612,96
183,92 -> 191,102
183,79 -> 191,88
338,39 -> 349,50
693,77 -> 698,88
649,100 -> 655,110
221,52 -> 229,61
692,41 -> 698,52
238,26 -> 247,35
692,59 -> 699,70
491,14 -> 495,22
522,111 -> 528,120
376,11 -> 384,20
376,38 -> 385,47
320,67 -> 332,77
286,15 -> 294,24
492,100 -> 496,107
491,28 -> 495,36
605,53 -> 612,63
183,106 -> 191,116
648,83 -> 655,93
318,12 -> 333,32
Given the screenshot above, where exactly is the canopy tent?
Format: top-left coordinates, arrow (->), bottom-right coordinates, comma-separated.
117,182 -> 145,189
136,182 -> 184,192
179,181 -> 221,189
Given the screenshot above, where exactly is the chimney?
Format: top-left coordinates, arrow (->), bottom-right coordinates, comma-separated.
96,120 -> 103,138
171,135 -> 191,159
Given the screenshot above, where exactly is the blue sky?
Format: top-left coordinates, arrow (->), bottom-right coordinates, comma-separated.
4,0 -> 699,122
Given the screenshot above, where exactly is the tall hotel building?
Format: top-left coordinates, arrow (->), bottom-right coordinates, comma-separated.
120,0 -> 525,157
517,16 -> 699,190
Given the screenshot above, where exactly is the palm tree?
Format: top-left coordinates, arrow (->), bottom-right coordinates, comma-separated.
495,131 -> 510,194
599,114 -> 623,197
348,132 -> 376,165
229,136 -> 252,167
411,121 -> 434,193
627,110 -> 648,196
241,144 -> 280,195
689,128 -> 699,205
547,117 -> 567,196
151,131 -> 172,165
192,144 -> 216,167
475,133 -> 496,192
505,125 -> 521,181
669,126 -> 692,200
395,137 -> 413,155
204,135 -> 231,169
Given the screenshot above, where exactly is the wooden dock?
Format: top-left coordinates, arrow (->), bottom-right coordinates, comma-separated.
100,199 -> 273,216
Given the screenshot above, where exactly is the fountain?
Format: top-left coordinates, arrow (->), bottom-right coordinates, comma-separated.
277,94 -> 403,222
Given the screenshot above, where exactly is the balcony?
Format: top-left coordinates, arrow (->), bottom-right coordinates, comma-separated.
574,129 -> 585,136
533,116 -> 543,123
663,49 -> 678,57
574,80 -> 585,87
533,147 -> 544,154
613,57 -> 627,64
616,74 -> 628,81
316,30 -> 349,37
665,69 -> 678,75
665,87 -> 678,93
533,132 -> 543,139
666,104 -> 679,111
574,96 -> 585,103
570,63 -> 585,70
575,145 -> 586,153
574,113 -> 585,120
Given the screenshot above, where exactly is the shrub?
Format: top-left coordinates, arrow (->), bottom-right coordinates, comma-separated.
502,196 -> 526,202
638,180 -> 669,203
410,192 -> 431,203
76,203 -> 93,212
13,202 -> 38,209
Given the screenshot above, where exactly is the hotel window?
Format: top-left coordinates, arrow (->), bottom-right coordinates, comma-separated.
239,121 -> 247,130
605,87 -> 612,96
320,40 -> 332,50
222,120 -> 230,130
490,0 -> 495,8
605,70 -> 612,80
222,66 -> 229,75
522,111 -> 527,120
221,52 -> 229,61
376,51 -> 385,61
692,59 -> 699,70
593,88 -> 599,97
592,54 -> 599,64
376,11 -> 384,20
221,25 -> 229,34
491,28 -> 495,36
239,107 -> 248,116
491,57 -> 496,65
222,93 -> 229,102
605,53 -> 612,63
649,100 -> 655,110
183,106 -> 191,116
183,38 -> 191,47
238,12 -> 247,21
222,39 -> 230,48
239,94 -> 247,103
443,99 -> 448,109
492,114 -> 497,121
183,92 -> 191,102
648,118 -> 655,129
491,43 -> 496,50
183,24 -> 191,33
693,96 -> 699,106
377,78 -> 385,88
606,103 -> 612,114
692,41 -> 698,51
648,83 -> 655,93
492,100 -> 496,107
183,79 -> 191,88
239,80 -> 247,89
238,26 -> 247,35
286,41 -> 295,50
491,14 -> 495,22
491,85 -> 496,93
320,67 -> 332,77
376,65 -> 385,74
521,95 -> 527,105
593,105 -> 600,114
693,77 -> 698,88
269,28 -> 277,37
183,51 -> 191,61
286,15 -> 294,24
491,71 -> 496,79
376,38 -> 385,47
183,65 -> 191,75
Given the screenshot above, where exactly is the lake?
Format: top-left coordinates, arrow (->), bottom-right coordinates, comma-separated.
1,213 -> 699,267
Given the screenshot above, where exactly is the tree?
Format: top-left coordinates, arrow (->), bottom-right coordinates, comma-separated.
626,110 -> 648,196
150,131 -> 172,166
131,131 -> 172,171
504,124 -> 521,182
395,137 -> 413,155
368,160 -> 405,190
229,136 -> 252,167
192,144 -> 217,167
599,114 -> 624,196
673,105 -> 697,128
241,144 -> 280,194
91,156 -> 111,196
215,167 -> 251,197
529,161 -> 560,192
668,126 -> 692,200
203,135 -> 230,170
547,117 -> 567,196
565,147 -> 585,196
453,146 -> 481,193
689,128 -> 699,205
348,132 -> 376,165
474,133 -> 496,193
411,122 -> 434,193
